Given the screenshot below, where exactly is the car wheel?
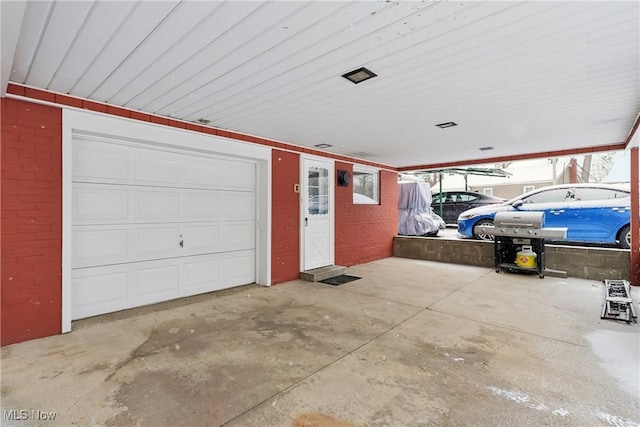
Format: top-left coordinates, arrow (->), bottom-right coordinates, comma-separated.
618,225 -> 630,249
473,218 -> 495,241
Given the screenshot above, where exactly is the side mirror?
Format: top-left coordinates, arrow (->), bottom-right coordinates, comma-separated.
512,200 -> 523,209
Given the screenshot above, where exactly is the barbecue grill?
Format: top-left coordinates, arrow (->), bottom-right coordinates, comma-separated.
478,211 -> 568,278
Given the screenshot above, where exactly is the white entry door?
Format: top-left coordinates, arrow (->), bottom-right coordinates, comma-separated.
301,157 -> 334,270
70,136 -> 256,320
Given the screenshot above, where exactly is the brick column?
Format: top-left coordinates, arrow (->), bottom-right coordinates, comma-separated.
1,98 -> 63,345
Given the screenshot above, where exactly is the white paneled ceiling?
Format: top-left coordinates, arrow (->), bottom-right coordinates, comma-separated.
2,0 -> 639,168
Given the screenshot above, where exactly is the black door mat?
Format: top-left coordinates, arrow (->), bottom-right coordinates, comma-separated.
319,275 -> 361,286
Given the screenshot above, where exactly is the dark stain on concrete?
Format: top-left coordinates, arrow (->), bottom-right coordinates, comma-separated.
104,295 -> 390,426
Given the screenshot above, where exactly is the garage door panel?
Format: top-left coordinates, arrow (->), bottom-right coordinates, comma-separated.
221,223 -> 255,251
221,160 -> 255,190
72,270 -> 128,319
73,138 -> 257,190
183,191 -> 221,220
181,251 -> 254,296
134,189 -> 180,220
134,150 -> 181,186
73,139 -> 130,183
182,224 -> 220,255
134,225 -> 181,260
72,227 -> 129,268
221,252 -> 255,285
73,184 -> 129,224
71,252 -> 255,320
182,222 -> 254,256
182,256 -> 221,295
133,264 -> 178,301
183,156 -> 222,187
222,193 -> 255,221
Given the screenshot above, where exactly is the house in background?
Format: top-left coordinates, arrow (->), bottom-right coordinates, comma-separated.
441,152 -> 631,200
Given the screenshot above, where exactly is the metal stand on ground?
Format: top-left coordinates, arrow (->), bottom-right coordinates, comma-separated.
477,211 -> 567,279
601,279 -> 637,323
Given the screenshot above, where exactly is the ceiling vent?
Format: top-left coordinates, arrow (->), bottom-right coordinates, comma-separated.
479,146 -> 494,151
435,122 -> 457,129
314,143 -> 333,148
342,67 -> 377,84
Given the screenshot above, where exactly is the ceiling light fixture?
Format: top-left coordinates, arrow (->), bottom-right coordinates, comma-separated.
479,146 -> 494,151
435,122 -> 457,129
342,67 -> 377,84
314,143 -> 333,148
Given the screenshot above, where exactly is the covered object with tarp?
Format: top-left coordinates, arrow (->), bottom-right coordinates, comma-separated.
398,181 -> 446,236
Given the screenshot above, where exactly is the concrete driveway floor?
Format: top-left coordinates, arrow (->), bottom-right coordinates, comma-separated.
1,257 -> 639,427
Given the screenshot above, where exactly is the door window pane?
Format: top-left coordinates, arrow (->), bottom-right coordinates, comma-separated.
308,167 -> 328,215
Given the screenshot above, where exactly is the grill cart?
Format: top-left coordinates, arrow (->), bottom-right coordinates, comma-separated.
477,211 -> 567,279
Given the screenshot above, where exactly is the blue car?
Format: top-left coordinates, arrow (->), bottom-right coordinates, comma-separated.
457,183 -> 632,248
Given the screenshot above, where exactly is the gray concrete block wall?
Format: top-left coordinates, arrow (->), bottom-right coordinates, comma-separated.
393,236 -> 630,281
545,245 -> 630,281
393,236 -> 494,267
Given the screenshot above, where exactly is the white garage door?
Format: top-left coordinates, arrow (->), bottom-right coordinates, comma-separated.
71,136 -> 256,320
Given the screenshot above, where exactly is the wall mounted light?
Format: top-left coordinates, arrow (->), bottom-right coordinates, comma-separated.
337,170 -> 352,187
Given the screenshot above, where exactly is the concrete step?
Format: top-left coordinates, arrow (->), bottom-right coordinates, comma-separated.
300,265 -> 346,282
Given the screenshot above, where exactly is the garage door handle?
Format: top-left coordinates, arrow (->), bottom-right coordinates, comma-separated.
179,237 -> 184,248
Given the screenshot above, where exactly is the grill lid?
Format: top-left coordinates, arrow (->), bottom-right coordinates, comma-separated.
494,211 -> 544,229
483,210 -> 567,239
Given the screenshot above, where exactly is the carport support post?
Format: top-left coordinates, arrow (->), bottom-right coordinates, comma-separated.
631,146 -> 639,286
438,172 -> 444,218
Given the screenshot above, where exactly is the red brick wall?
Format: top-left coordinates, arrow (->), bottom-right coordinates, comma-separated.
335,163 -> 398,266
271,150 -> 300,284
1,98 -> 63,345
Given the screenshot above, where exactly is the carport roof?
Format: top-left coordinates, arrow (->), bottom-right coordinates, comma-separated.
1,1 -> 639,169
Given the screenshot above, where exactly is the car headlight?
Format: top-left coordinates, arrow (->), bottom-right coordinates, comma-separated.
458,213 -> 478,220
